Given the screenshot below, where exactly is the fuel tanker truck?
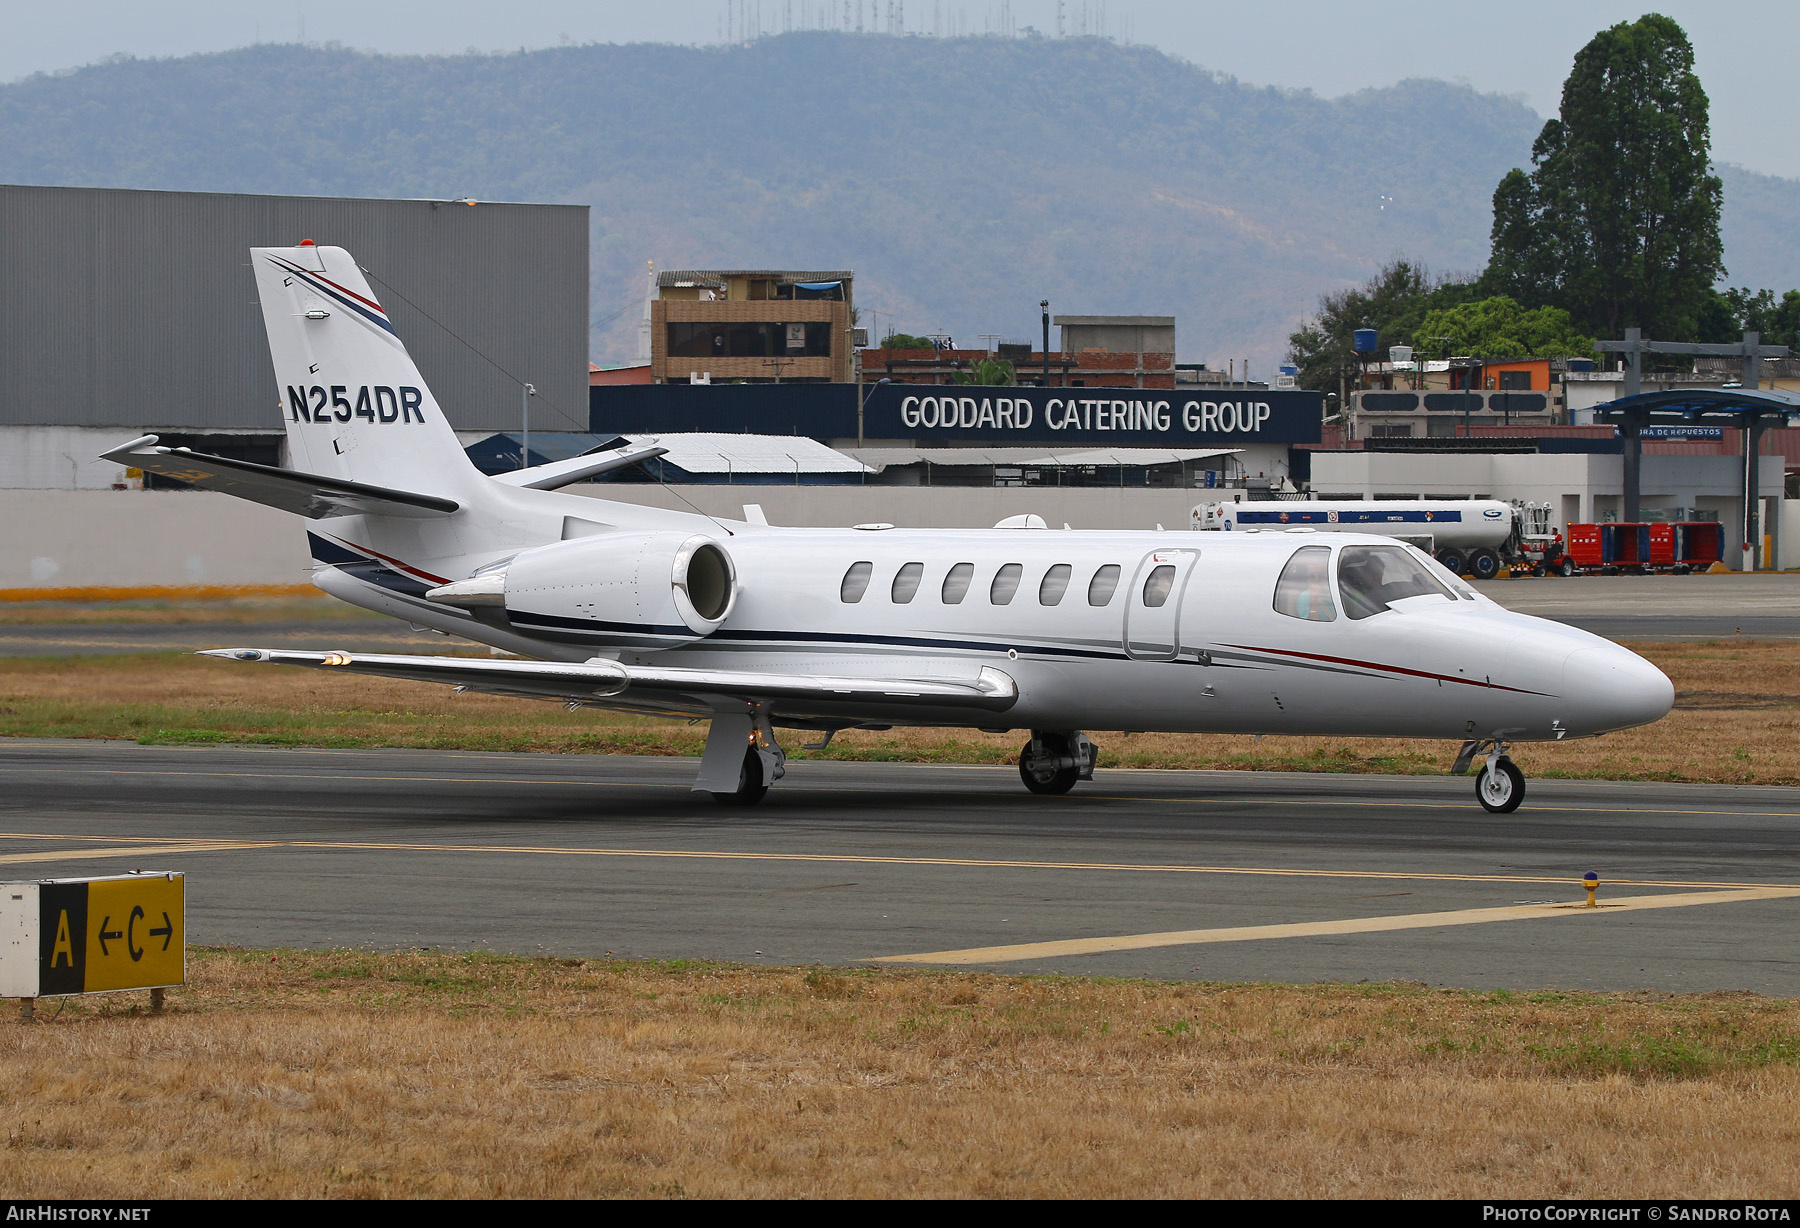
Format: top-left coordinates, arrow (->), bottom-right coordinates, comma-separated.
1190,499 -> 1560,580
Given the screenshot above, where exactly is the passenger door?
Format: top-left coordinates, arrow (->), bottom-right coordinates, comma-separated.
1123,549 -> 1200,660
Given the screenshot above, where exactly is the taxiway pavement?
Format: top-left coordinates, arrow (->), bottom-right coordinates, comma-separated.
3,740 -> 1796,993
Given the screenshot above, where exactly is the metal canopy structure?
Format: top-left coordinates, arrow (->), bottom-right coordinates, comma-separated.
1588,387 -> 1800,570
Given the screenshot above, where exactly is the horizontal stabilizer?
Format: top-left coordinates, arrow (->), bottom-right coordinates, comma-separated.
198,648 -> 1019,712
101,435 -> 459,519
489,444 -> 669,491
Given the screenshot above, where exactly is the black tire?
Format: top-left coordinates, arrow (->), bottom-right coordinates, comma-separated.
711,745 -> 769,806
1469,548 -> 1502,581
1436,549 -> 1466,577
1475,758 -> 1525,814
1556,557 -> 1575,578
1019,736 -> 1080,795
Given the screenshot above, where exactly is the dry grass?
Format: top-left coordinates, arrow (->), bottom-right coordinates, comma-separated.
1,640 -> 1797,784
0,593 -> 365,625
4,950 -> 1799,1198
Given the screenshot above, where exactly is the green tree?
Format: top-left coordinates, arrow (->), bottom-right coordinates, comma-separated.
878,332 -> 939,350
1483,14 -> 1722,339
948,357 -> 1016,386
1412,296 -> 1594,360
1770,291 -> 1800,349
1286,258 -> 1478,394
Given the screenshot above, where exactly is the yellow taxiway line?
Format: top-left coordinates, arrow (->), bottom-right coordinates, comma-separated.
0,831 -> 1797,892
871,887 -> 1800,965
0,841 -> 275,867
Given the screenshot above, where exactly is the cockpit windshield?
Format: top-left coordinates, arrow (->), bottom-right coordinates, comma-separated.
1337,545 -> 1457,620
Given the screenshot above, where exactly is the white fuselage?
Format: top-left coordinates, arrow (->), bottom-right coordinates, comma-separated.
309,493 -> 1672,744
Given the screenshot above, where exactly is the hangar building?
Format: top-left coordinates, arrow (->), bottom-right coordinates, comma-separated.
0,184 -> 590,489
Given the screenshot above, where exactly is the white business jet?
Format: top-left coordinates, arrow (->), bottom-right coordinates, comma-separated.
102,244 -> 1673,814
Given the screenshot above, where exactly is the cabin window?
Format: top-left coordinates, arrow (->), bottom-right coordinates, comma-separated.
1272,545 -> 1336,622
1142,564 -> 1176,608
840,561 -> 873,603
990,563 -> 1023,605
1337,545 -> 1456,620
942,562 -> 975,604
1039,564 -> 1072,606
891,562 -> 925,604
1087,564 -> 1121,606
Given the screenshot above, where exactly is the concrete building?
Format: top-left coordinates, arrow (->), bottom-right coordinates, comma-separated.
0,184 -> 590,489
650,269 -> 855,385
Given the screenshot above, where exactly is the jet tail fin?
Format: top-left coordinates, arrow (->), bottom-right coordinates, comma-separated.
250,243 -> 485,502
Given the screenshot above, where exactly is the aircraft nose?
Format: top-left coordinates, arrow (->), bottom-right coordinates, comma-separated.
1562,645 -> 1674,734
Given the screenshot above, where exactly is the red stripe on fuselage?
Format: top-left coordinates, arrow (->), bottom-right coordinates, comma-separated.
1222,643 -> 1548,696
326,534 -> 450,586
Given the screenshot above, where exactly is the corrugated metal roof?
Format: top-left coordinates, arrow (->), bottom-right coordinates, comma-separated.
622,432 -> 871,474
844,447 -> 1240,470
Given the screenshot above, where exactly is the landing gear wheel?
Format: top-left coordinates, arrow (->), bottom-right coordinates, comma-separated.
711,745 -> 769,806
1436,549 -> 1466,578
1476,757 -> 1525,814
1469,548 -> 1502,581
1019,735 -> 1080,795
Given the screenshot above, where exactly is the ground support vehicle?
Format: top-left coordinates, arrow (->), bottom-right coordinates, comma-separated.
1565,522 -> 1725,575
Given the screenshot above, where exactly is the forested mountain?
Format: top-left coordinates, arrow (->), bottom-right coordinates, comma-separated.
2,32 -> 1794,367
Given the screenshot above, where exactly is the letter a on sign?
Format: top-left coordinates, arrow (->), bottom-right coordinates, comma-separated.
52,910 -> 74,968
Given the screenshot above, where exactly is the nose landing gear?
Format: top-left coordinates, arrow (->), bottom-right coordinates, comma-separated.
1455,738 -> 1525,813
1019,731 -> 1098,795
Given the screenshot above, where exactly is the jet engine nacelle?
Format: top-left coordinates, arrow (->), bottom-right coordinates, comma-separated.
428,531 -> 738,649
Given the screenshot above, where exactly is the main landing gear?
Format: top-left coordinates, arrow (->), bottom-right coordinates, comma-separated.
1455,738 -> 1525,813
698,708 -> 786,806
1018,731 -> 1098,795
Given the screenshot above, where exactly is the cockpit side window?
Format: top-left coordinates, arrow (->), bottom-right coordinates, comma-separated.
1337,545 -> 1456,620
1272,545 -> 1336,622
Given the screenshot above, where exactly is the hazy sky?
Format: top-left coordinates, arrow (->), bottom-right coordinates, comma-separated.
6,1 -> 1796,178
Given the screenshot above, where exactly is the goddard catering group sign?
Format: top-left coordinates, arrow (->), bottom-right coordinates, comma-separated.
864,385 -> 1323,446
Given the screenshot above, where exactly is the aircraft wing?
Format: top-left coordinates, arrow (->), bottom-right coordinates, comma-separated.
197,648 -> 1020,713
101,435 -> 459,519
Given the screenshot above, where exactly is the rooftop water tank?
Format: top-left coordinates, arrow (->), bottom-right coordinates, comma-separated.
1389,345 -> 1414,364
1353,329 -> 1378,354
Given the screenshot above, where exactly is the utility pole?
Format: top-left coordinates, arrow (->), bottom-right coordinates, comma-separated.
520,382 -> 535,470
1040,300 -> 1050,388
